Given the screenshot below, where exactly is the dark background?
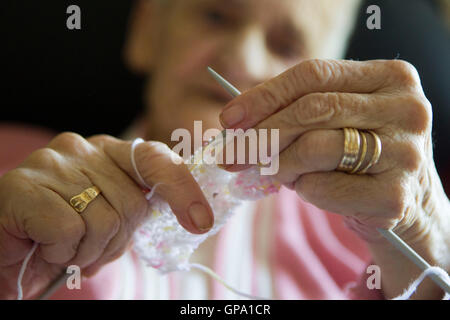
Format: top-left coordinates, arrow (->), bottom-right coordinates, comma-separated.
1,1 -> 144,137
1,0 -> 449,179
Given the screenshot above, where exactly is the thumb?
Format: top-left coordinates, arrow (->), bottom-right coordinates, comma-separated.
92,135 -> 214,234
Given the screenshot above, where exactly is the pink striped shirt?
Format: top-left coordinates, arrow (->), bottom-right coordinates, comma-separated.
0,124 -> 384,300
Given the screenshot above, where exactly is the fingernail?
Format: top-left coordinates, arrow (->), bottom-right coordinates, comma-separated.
220,105 -> 245,128
188,203 -> 213,232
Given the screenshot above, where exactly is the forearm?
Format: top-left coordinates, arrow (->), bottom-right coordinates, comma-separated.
367,166 -> 450,299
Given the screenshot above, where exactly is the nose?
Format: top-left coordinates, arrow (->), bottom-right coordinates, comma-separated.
215,27 -> 279,90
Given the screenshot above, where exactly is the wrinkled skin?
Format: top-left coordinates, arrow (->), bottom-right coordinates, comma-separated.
0,0 -> 448,299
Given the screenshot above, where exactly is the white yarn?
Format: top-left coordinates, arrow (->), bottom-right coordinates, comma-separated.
131,138 -> 152,190
16,242 -> 38,300
188,263 -> 269,300
393,266 -> 450,300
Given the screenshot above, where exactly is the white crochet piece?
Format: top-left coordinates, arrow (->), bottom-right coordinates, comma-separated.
132,146 -> 280,274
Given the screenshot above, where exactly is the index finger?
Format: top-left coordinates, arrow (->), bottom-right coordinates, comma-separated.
219,59 -> 390,130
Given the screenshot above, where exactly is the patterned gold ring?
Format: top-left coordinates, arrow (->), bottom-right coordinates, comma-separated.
349,131 -> 368,174
69,186 -> 101,213
337,128 -> 361,173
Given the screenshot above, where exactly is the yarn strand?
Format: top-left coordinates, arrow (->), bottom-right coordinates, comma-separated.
189,263 -> 269,300
393,266 -> 450,300
17,242 -> 38,300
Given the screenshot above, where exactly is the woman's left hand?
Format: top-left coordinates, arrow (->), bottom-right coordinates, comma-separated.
218,59 -> 450,299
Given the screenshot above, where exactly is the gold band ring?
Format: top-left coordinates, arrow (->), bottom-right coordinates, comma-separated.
337,128 -> 382,174
337,128 -> 361,172
69,186 -> 101,213
357,130 -> 382,174
349,131 -> 367,174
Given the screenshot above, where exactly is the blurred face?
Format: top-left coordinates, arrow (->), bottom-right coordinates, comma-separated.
131,0 -> 359,146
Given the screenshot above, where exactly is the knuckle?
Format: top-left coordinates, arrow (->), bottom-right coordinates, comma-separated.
104,211 -> 121,238
402,95 -> 432,134
57,218 -> 86,243
144,141 -> 172,157
0,168 -> 31,195
297,59 -> 337,87
49,132 -> 91,155
104,242 -> 130,264
137,141 -> 175,170
324,92 -> 341,111
25,148 -> 62,169
387,60 -> 420,86
102,230 -> 132,262
50,132 -> 84,147
87,134 -> 115,147
165,167 -> 195,189
294,93 -> 336,126
385,180 -> 408,220
257,84 -> 281,112
323,92 -> 341,117
135,144 -> 174,186
399,141 -> 423,172
113,223 -> 129,244
25,148 -> 85,183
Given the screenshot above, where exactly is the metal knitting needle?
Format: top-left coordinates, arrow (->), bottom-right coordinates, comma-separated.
204,67 -> 243,152
207,66 -> 450,296
207,67 -> 241,97
377,228 -> 450,294
38,273 -> 70,299
202,67 -> 243,153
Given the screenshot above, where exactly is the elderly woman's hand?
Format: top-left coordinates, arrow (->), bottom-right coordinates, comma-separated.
219,59 -> 450,299
0,133 -> 214,299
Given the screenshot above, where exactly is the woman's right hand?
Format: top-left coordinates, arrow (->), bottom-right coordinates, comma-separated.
0,133 -> 214,299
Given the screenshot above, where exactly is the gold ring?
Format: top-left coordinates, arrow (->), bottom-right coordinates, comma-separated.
337,128 -> 361,172
357,130 -> 382,174
349,131 -> 367,174
69,186 -> 101,213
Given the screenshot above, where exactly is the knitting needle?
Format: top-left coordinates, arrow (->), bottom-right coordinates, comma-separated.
38,273 -> 70,299
204,67 -> 241,151
207,66 -> 450,295
377,228 -> 450,294
207,67 -> 241,97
